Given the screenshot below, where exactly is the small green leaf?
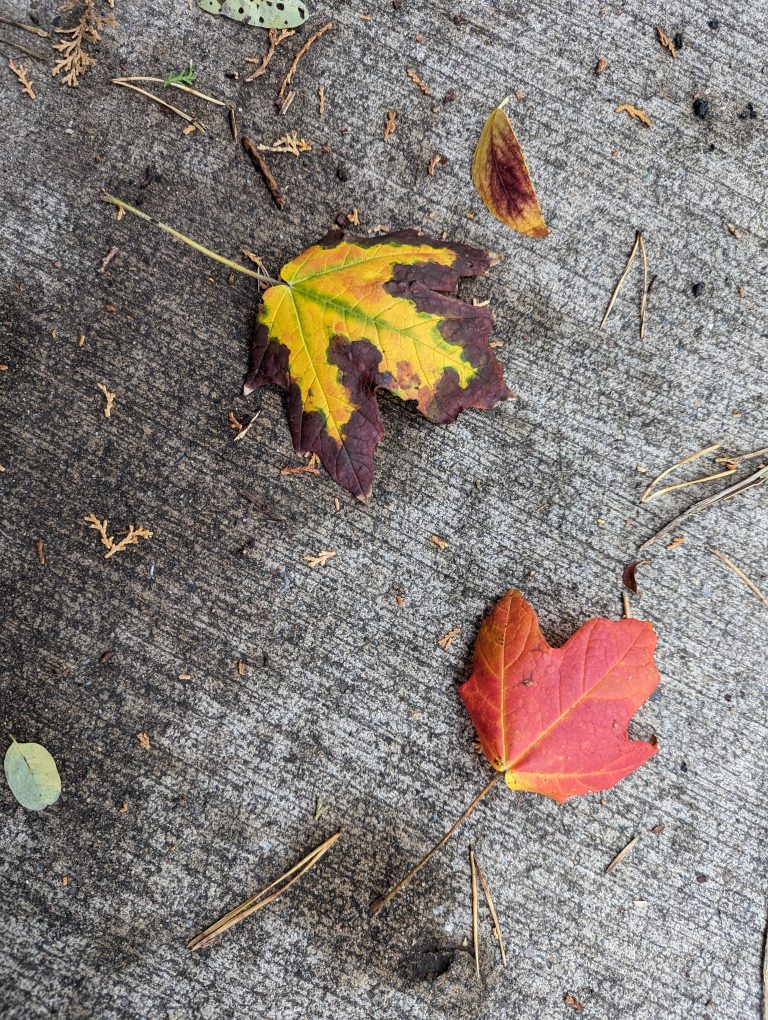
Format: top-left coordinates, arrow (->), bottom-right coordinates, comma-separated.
4,739 -> 61,811
164,61 -> 196,87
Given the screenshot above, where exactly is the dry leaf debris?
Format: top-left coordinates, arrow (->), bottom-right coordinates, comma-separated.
384,110 -> 397,141
52,0 -> 115,87
8,58 -> 35,98
303,550 -> 336,569
84,514 -> 152,559
615,103 -> 652,127
406,67 -> 431,95
96,382 -> 116,418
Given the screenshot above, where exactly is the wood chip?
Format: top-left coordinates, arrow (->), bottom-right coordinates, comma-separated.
406,67 -> 431,95
384,110 -> 397,141
656,27 -> 677,57
279,21 -> 333,99
303,550 -> 336,569
96,382 -> 116,418
605,834 -> 640,874
136,731 -> 151,750
615,103 -> 651,127
437,626 -> 461,650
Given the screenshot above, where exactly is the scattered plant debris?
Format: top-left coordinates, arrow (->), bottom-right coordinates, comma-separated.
641,444 -> 733,502
136,731 -> 151,750
665,535 -> 686,552
707,548 -> 768,609
406,67 -> 431,95
600,230 -> 650,336
605,833 -> 640,874
615,103 -> 651,127
595,56 -> 608,75
116,75 -> 226,107
84,513 -> 152,559
112,78 -> 206,133
372,590 -> 660,911
281,453 -> 321,476
233,412 -> 260,443
469,847 -> 480,980
656,27 -> 677,57
0,15 -> 49,37
35,540 -> 46,567
303,550 -> 336,569
52,0 -> 115,87
437,626 -> 461,650
384,110 -> 397,140
564,992 -> 584,1012
473,847 -> 506,967
430,534 -> 448,551
317,83 -> 325,112
7,57 -> 35,98
427,152 -> 446,175
164,61 -> 195,86
188,830 -> 341,951
97,246 -> 119,273
472,99 -> 548,236
279,21 -> 333,102
3,737 -> 61,811
96,382 -> 116,418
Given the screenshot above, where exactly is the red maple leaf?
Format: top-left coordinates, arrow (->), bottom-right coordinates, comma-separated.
459,589 -> 659,803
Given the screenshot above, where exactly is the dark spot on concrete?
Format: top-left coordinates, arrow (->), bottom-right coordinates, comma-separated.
691,282 -> 705,297
708,18 -> 720,29
693,97 -> 710,118
696,873 -> 709,883
443,89 -> 456,103
336,165 -> 351,182
738,102 -> 757,119
681,761 -> 688,772
407,940 -> 456,981
673,32 -> 684,49
453,13 -> 467,25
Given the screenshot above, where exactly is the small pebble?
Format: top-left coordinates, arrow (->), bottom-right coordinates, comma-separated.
707,18 -> 720,29
336,165 -> 350,182
673,32 -> 684,49
738,102 -> 757,120
691,282 -> 705,297
693,97 -> 710,118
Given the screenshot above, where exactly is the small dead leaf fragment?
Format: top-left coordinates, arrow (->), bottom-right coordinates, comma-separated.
281,453 -> 321,477
8,58 -> 36,99
35,540 -> 46,567
656,27 -> 677,56
96,382 -> 116,418
437,626 -> 461,650
406,67 -> 431,95
595,57 -> 608,75
666,535 -> 686,552
459,590 -> 660,802
136,731 -> 151,750
726,223 -> 741,238
622,559 -> 650,594
427,153 -> 446,176
237,660 -> 248,677
564,992 -> 583,1013
616,103 -> 652,127
303,549 -> 336,569
472,100 -> 548,237
119,801 -> 129,813
431,534 -> 448,551
384,110 -> 397,141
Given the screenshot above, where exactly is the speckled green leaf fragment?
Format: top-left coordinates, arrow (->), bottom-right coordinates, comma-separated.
198,0 -> 309,29
4,739 -> 61,811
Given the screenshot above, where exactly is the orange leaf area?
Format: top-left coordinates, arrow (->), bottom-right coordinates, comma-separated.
460,590 -> 659,803
471,100 -> 548,238
244,229 -> 510,498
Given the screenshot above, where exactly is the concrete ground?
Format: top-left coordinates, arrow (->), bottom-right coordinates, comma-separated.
1,1 -> 766,1017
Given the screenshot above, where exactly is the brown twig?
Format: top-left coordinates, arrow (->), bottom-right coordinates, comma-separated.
242,136 -> 285,210
187,831 -> 341,951
0,36 -> 47,60
245,26 -> 294,80
469,847 -> 481,981
706,548 -> 768,609
605,834 -> 639,874
638,465 -> 768,553
622,591 -> 631,619
0,15 -> 49,37
111,79 -> 205,131
474,851 -> 506,966
279,21 -> 333,99
114,76 -> 226,107
600,231 -> 641,329
229,107 -> 238,143
233,411 -> 260,443
370,772 -> 503,914
641,443 -> 721,502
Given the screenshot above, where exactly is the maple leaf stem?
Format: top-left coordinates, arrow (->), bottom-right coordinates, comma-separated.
370,771 -> 503,915
99,193 -> 281,288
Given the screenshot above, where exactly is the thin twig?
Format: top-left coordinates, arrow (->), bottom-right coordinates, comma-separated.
641,444 -> 721,502
638,233 -> 649,339
0,15 -> 49,37
113,76 -> 226,107
233,411 -> 261,443
762,910 -> 768,1020
111,79 -> 205,131
242,136 -> 285,209
643,467 -> 737,503
605,834 -> 639,874
638,464 -> 768,553
245,26 -> 294,80
474,850 -> 506,967
600,231 -> 641,329
100,193 -> 280,288
370,772 -> 503,914
707,548 -> 768,609
229,106 -> 238,143
279,21 -> 333,99
469,847 -> 481,982
187,831 -> 341,951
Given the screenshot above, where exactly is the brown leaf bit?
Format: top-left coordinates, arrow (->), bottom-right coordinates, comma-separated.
136,731 -> 151,751
84,514 -> 152,559
431,534 -> 448,551
437,626 -> 461,650
236,660 -> 248,677
303,549 -> 336,569
347,208 -> 360,227
384,110 -> 397,141
118,801 -> 129,813
564,992 -> 584,1013
656,27 -> 677,57
96,382 -> 116,418
622,559 -> 650,594
666,535 -> 686,552
616,103 -> 652,127
52,0 -> 114,87
228,411 -> 244,432
318,84 -> 326,114
279,21 -> 333,100
406,67 -> 432,95
8,58 -> 36,99
726,223 -> 742,238
35,540 -> 46,567
427,153 -> 446,176
281,453 -> 321,477
595,57 -> 608,75
245,27 -> 295,81
241,249 -> 269,278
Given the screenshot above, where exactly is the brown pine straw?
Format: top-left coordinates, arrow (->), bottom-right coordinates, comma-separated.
638,233 -> 649,338
600,231 -> 641,329
474,849 -> 507,967
187,831 -> 341,951
641,443 -> 722,502
469,847 -> 481,980
111,79 -> 205,131
707,549 -> 768,609
605,834 -> 639,874
113,76 -> 226,107
279,21 -> 333,99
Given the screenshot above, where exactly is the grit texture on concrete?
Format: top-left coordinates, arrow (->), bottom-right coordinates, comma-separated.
1,1 -> 767,1018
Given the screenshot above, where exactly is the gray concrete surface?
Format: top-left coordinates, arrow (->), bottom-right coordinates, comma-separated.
1,1 -> 767,1017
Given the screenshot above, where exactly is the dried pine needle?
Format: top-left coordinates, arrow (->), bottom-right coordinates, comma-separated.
605,834 -> 640,874
643,467 -> 737,503
469,846 -> 481,981
707,548 -> 768,609
113,76 -> 226,107
111,79 -> 205,131
638,233 -> 649,339
474,850 -> 506,967
622,592 -> 631,619
187,831 -> 340,951
600,231 -> 641,329
641,444 -> 721,502
715,446 -> 768,468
